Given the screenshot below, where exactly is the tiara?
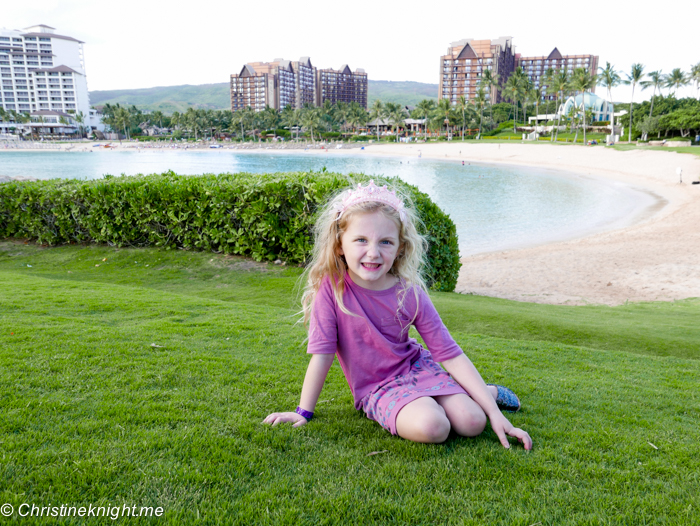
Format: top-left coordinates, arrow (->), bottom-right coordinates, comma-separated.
331,180 -> 407,222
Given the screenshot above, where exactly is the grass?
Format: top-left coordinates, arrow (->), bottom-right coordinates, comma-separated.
1,240 -> 699,524
611,144 -> 700,157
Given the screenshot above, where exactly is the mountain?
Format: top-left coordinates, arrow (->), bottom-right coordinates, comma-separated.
88,80 -> 438,113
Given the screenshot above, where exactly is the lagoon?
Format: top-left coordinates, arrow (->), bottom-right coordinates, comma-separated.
0,149 -> 658,256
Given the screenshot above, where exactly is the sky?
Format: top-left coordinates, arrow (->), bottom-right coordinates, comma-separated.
4,0 -> 698,103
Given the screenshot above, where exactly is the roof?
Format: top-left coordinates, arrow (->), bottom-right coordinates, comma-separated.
30,110 -> 73,118
21,32 -> 83,43
547,47 -> 563,60
340,64 -> 351,74
239,64 -> 257,77
457,43 -> 478,59
33,65 -> 81,74
24,24 -> 55,30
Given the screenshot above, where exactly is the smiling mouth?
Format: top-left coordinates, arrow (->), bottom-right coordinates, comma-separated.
361,263 -> 382,270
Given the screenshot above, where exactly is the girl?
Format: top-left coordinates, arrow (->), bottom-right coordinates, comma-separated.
264,180 -> 532,450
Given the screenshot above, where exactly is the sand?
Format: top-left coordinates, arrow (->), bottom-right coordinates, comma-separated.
3,139 -> 699,305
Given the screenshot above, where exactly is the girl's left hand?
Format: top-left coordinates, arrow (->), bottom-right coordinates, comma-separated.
262,411 -> 308,428
489,412 -> 532,450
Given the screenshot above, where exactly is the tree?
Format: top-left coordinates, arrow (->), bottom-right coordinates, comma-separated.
473,86 -> 487,138
113,107 -> 132,142
300,105 -> 322,143
369,100 -> 385,141
384,103 -> 406,142
641,70 -> 664,120
503,73 -> 522,133
691,62 -> 700,99
549,70 -> 570,142
623,64 -> 645,142
597,62 -> 620,103
481,68 -> 500,125
412,99 -> 436,140
570,67 -> 597,145
665,68 -> 689,97
432,98 -> 453,137
455,95 -> 470,140
74,110 -> 86,138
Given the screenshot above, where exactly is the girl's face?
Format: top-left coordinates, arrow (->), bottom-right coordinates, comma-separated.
338,210 -> 401,291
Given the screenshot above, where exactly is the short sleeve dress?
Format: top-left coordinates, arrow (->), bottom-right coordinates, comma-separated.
307,275 -> 469,435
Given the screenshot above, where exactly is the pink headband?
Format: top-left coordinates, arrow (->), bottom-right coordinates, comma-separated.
332,180 -> 407,222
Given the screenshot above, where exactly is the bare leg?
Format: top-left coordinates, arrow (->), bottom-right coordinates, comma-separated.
395,397 -> 451,443
434,393 -> 487,437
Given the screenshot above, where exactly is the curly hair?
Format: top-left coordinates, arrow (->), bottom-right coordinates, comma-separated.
301,181 -> 428,327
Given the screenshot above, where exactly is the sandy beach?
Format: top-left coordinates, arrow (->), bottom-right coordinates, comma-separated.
3,140 -> 699,305
364,142 -> 699,306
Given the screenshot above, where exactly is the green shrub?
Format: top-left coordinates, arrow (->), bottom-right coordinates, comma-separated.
0,172 -> 461,291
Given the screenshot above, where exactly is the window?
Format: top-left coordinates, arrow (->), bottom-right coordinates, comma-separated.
39,37 -> 50,42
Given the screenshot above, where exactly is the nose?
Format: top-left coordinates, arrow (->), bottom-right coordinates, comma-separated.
366,242 -> 381,259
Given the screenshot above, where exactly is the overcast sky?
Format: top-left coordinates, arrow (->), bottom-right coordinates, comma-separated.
5,0 -> 698,103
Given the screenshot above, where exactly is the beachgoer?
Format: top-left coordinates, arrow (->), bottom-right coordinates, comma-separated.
263,181 -> 532,449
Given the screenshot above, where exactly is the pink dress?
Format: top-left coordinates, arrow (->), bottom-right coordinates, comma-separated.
307,275 -> 468,435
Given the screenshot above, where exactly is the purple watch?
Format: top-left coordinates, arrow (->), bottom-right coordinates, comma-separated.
295,406 -> 314,421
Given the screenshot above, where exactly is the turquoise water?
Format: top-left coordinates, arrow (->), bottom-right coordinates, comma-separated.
0,150 -> 658,256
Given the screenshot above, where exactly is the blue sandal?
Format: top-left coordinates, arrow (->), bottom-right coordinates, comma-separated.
488,384 -> 521,412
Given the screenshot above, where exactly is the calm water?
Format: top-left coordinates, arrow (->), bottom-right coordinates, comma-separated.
0,149 -> 659,256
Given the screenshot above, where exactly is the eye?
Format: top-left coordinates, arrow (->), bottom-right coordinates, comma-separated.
380,240 -> 394,245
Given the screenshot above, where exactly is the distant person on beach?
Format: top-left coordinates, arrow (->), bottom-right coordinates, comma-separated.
264,180 -> 531,449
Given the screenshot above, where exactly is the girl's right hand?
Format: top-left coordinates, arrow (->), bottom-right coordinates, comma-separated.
262,412 -> 308,428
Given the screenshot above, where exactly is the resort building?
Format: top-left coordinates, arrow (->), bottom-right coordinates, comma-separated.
439,38 -> 598,106
439,37 -> 516,105
0,24 -> 102,133
517,48 -> 599,99
230,57 -> 367,113
317,65 -> 367,108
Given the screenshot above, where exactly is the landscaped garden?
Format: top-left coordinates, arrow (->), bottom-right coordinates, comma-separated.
1,169 -> 699,523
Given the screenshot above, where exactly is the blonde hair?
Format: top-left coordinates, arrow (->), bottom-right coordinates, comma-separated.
301,181 -> 428,326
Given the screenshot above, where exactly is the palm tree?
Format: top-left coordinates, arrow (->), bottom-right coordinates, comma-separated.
570,67 -> 597,145
641,70 -> 664,119
347,103 -> 368,136
481,68 -> 500,124
433,98 -> 453,138
151,110 -> 165,129
369,100 -> 385,141
623,63 -> 645,142
114,107 -> 132,142
300,105 -> 322,143
280,105 -> 298,141
261,105 -> 279,137
665,68 -> 689,96
473,86 -> 487,138
385,103 -> 406,142
74,110 -> 86,138
455,95 -> 469,140
413,99 -> 436,140
597,62 -> 620,104
334,101 -> 349,136
691,62 -> 700,99
503,73 -> 522,133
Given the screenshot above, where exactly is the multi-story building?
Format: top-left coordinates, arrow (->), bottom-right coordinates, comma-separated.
317,65 -> 367,108
439,38 -> 598,106
0,24 -> 101,133
439,37 -> 515,106
292,57 -> 317,108
231,57 -> 366,113
517,48 -> 598,100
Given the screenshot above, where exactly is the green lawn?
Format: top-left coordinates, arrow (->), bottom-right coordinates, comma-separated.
611,144 -> 700,157
1,241 -> 699,524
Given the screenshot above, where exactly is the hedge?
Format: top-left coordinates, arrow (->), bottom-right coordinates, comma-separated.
0,172 -> 461,291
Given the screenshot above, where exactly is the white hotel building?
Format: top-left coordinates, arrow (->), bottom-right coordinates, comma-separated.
0,24 -> 102,135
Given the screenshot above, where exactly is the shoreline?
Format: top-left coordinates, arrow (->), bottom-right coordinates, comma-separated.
3,140 -> 699,305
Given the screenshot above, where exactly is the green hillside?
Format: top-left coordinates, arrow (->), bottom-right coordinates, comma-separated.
89,80 -> 438,113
